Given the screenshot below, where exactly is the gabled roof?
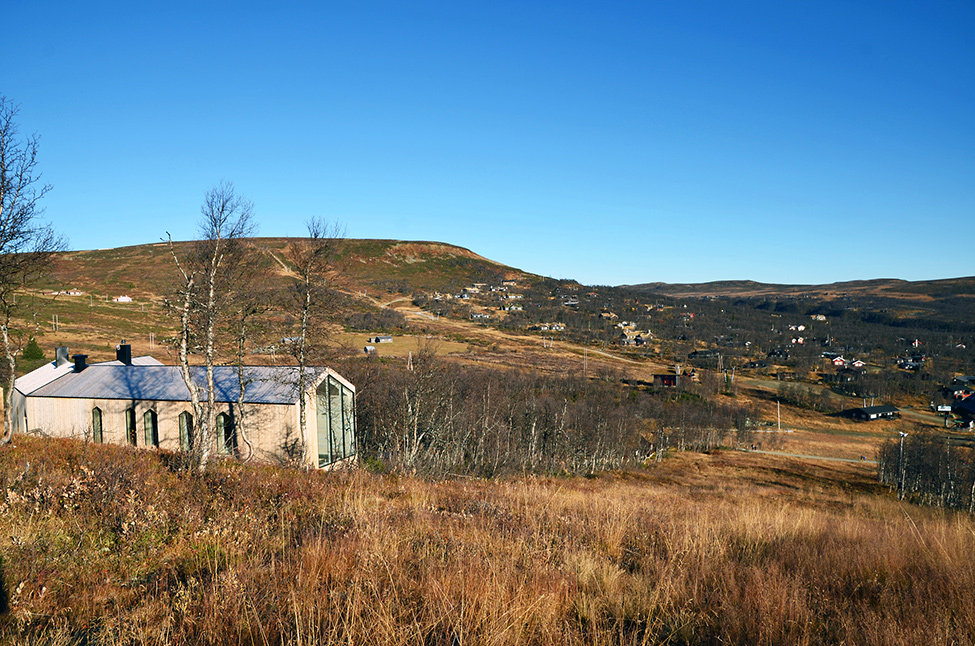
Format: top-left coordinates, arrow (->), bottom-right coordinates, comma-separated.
14,361 -> 76,396
14,355 -> 163,396
26,364 -> 337,405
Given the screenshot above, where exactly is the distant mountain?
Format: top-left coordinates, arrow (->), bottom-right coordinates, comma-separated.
623,277 -> 975,300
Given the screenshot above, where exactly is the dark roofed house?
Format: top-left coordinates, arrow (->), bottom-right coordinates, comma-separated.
955,396 -> 975,419
849,404 -> 900,421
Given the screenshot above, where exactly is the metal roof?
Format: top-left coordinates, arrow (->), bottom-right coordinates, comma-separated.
14,355 -> 164,396
14,361 -> 76,396
97,356 -> 164,367
27,364 -> 334,405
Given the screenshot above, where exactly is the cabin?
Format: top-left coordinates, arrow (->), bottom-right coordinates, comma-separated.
11,343 -> 356,469
849,404 -> 899,422
652,374 -> 679,387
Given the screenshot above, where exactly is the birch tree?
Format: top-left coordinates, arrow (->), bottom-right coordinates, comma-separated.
284,218 -> 341,464
0,97 -> 65,446
168,182 -> 255,470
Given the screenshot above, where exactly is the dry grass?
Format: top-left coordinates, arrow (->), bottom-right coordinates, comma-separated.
2,437 -> 974,645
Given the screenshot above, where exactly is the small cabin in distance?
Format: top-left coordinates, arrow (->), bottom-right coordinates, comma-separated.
848,404 -> 899,422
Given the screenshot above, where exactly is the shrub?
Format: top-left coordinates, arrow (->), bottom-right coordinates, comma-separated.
21,338 -> 44,361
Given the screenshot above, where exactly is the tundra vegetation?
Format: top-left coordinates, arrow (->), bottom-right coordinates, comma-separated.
342,348 -> 754,476
2,434 -> 974,645
877,430 -> 975,513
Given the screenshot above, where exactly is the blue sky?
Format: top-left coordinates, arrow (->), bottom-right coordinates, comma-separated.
3,1 -> 972,285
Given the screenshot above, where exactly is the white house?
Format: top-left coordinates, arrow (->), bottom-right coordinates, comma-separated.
12,343 -> 356,469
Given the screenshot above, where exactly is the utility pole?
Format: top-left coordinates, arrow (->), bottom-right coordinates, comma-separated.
898,431 -> 908,500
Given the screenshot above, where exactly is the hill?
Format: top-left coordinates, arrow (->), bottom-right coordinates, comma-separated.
625,276 -> 975,300
44,238 -> 528,300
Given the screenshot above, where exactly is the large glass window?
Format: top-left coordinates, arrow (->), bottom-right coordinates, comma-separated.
144,410 -> 159,447
216,413 -> 234,454
317,377 -> 355,467
92,407 -> 102,444
179,412 -> 193,451
125,408 -> 137,446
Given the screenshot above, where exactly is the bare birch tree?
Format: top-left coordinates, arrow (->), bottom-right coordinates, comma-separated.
228,251 -> 274,462
0,97 -> 65,446
284,218 -> 342,464
168,182 -> 255,471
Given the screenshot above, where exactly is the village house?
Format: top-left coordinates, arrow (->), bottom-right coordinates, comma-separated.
11,343 -> 356,469
848,404 -> 900,422
652,374 -> 679,387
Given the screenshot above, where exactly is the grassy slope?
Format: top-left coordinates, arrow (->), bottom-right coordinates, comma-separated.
2,435 -> 974,645
14,238 -> 525,363
41,238 -> 523,297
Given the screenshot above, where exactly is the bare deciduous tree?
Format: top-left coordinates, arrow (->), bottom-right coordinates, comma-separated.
167,182 -> 255,470
284,218 -> 342,464
0,96 -> 65,446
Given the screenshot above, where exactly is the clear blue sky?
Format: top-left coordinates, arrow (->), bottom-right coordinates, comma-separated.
3,1 -> 972,285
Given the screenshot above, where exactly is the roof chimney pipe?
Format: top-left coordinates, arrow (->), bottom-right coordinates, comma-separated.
55,346 -> 70,367
116,340 -> 132,365
73,354 -> 88,372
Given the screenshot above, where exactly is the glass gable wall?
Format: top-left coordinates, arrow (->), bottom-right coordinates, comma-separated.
316,376 -> 356,468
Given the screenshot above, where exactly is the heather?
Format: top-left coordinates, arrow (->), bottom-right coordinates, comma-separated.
2,436 -> 974,645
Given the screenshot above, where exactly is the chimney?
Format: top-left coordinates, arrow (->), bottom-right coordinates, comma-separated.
73,354 -> 88,372
55,346 -> 70,367
116,340 -> 132,365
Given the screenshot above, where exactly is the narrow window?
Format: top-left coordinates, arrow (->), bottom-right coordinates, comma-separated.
216,413 -> 234,454
328,378 -> 343,460
92,407 -> 103,444
144,410 -> 159,448
316,389 -> 331,467
125,408 -> 137,446
179,412 -> 193,451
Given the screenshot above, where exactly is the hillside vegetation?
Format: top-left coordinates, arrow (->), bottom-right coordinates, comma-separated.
3,435 -> 975,645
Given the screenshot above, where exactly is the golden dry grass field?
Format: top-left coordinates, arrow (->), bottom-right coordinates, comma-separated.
2,436 -> 974,645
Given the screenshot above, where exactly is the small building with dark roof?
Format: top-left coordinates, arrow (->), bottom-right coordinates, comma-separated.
849,404 -> 900,421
